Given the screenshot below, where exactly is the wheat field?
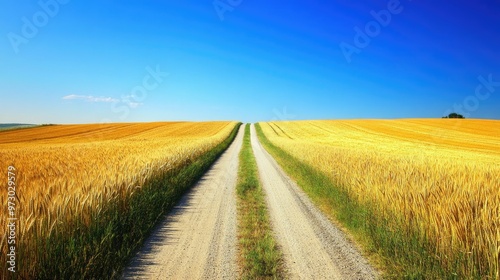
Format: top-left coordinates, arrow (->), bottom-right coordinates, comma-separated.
260,119 -> 500,278
0,121 -> 237,276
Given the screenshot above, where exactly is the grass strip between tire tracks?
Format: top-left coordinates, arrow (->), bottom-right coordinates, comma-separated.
237,124 -> 284,279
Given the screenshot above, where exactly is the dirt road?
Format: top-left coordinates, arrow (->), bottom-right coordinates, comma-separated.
122,126 -> 244,280
123,124 -> 377,279
250,124 -> 378,279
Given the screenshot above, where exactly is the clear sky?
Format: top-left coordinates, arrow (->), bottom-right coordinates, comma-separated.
1,0 -> 499,124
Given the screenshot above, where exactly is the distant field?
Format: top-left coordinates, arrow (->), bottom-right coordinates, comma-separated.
0,121 -> 238,278
259,119 -> 500,278
0,123 -> 38,131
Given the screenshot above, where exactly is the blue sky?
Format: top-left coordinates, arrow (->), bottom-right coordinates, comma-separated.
1,0 -> 499,124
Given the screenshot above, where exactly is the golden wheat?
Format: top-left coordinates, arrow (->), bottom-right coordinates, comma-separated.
0,121 -> 237,269
260,119 -> 499,277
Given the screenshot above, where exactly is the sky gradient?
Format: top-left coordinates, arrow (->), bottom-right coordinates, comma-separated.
1,0 -> 499,124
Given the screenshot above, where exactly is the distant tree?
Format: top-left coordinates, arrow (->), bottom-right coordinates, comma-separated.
443,113 -> 465,119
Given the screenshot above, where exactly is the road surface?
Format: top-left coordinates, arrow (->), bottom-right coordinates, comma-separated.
250,124 -> 378,279
122,126 -> 244,279
123,124 -> 378,279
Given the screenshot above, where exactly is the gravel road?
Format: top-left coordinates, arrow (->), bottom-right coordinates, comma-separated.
123,124 -> 378,279
122,126 -> 244,279
250,124 -> 378,280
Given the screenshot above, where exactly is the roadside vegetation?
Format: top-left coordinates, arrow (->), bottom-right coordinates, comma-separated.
237,124 -> 284,279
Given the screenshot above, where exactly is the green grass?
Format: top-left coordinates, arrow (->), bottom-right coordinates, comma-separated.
255,123 -> 466,280
15,123 -> 242,280
237,124 -> 284,280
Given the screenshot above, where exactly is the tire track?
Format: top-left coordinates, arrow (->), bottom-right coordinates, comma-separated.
122,126 -> 244,279
250,124 -> 378,280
